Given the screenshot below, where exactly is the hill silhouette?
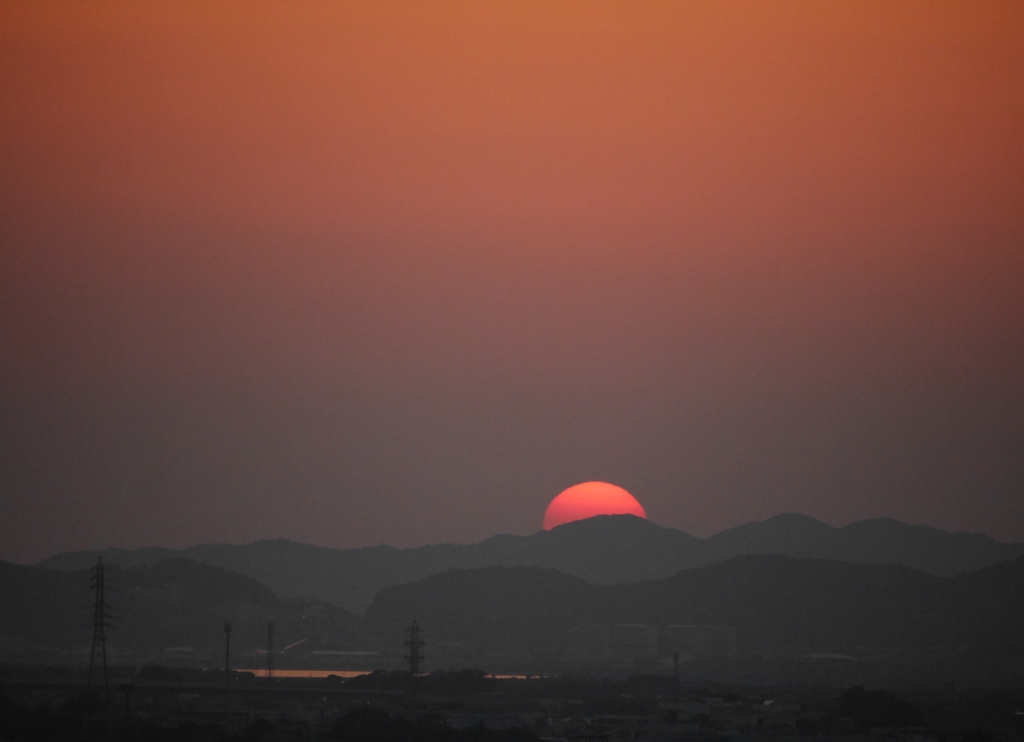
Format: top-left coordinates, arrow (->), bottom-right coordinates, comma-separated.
36,514 -> 1024,614
367,554 -> 1024,660
6,553 -> 1024,678
0,558 -> 365,665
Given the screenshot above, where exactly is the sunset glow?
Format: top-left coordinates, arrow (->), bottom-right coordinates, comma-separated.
1,2 -> 1023,561
543,482 -> 647,530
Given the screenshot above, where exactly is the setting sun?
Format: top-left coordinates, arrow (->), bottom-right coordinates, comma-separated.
542,482 -> 647,530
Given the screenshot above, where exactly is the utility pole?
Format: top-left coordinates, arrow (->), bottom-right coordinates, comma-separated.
121,683 -> 134,717
224,622 -> 232,691
266,622 -> 274,679
88,558 -> 110,700
404,621 -> 424,698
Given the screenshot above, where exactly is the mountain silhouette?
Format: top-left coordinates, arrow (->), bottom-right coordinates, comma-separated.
367,554 -> 1024,660
0,558 -> 365,663
7,552 -> 1024,678
703,513 -> 1023,574
36,514 -> 1024,614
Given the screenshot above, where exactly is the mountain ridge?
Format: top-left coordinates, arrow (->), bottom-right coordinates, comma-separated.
10,552 -> 1024,680
35,513 -> 1024,614
0,557 -> 366,665
366,553 -> 1024,662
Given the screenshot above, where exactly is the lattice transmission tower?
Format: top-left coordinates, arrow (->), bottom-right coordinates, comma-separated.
405,620 -> 424,696
88,558 -> 110,697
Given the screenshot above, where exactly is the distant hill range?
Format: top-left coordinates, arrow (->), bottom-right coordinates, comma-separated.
36,514 -> 1024,614
8,552 -> 1023,681
367,554 -> 1024,663
0,558 -> 366,665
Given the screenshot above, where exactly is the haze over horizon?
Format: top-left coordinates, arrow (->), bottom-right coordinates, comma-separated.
26,511 -> 1024,567
2,2 -> 1023,564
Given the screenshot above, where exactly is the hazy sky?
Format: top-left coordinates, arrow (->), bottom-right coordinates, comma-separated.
2,1 -> 1023,563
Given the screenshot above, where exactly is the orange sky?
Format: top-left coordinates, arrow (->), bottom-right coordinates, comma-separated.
4,1 -> 1022,237
1,2 -> 1023,560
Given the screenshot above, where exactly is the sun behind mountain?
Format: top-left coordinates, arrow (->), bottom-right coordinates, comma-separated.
542,481 -> 647,530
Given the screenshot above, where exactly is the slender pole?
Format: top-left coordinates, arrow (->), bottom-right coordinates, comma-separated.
121,683 -> 133,717
224,622 -> 232,690
267,623 -> 274,679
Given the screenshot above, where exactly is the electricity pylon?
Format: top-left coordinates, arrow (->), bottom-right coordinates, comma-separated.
405,621 -> 424,697
88,558 -> 110,698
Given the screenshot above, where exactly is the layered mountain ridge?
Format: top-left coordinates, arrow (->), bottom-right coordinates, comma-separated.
6,550 -> 1024,681
36,513 -> 1024,614
0,558 -> 366,664
367,554 -> 1024,659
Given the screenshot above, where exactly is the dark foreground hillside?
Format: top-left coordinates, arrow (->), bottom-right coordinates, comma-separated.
368,554 -> 1024,677
6,552 -> 1024,683
0,558 -> 369,667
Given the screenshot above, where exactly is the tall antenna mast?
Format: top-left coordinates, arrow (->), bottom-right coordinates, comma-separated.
88,558 -> 110,698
